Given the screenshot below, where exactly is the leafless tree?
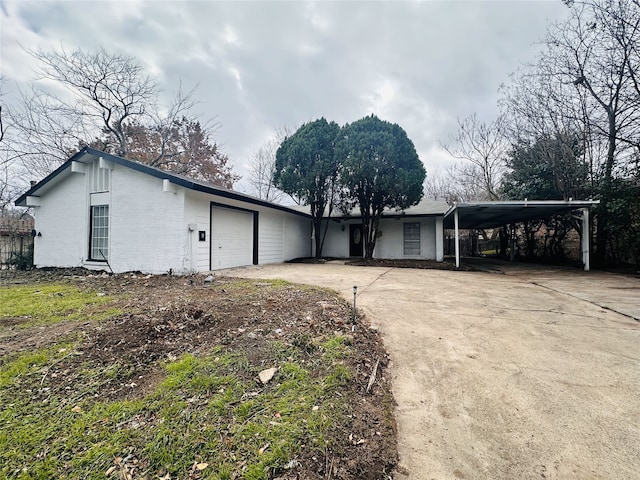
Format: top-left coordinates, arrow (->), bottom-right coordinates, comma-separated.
0,98 -> 4,146
442,114 -> 509,200
499,62 -> 603,192
423,166 -> 484,204
246,126 -> 292,202
557,2 -> 639,168
0,77 -> 20,209
510,0 -> 640,262
31,47 -> 158,157
7,47 -> 225,184
423,169 -> 449,201
8,85 -> 88,175
148,83 -> 202,166
0,163 -> 19,211
0,75 -> 14,168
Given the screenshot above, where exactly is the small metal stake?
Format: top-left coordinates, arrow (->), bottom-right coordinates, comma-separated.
352,285 -> 358,320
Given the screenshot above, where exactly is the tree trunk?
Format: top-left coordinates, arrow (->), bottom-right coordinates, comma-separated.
594,113 -> 617,267
310,201 -> 325,259
361,207 -> 379,260
313,218 -> 322,258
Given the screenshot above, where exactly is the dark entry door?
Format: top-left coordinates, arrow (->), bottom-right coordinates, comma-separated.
349,224 -> 363,257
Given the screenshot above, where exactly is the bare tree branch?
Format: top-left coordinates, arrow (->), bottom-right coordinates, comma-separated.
247,126 -> 292,202
29,46 -> 158,157
442,114 -> 509,200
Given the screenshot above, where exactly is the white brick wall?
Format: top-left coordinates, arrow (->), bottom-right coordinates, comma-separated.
108,165 -> 185,274
32,172 -> 87,268
184,191 -> 212,271
32,158 -> 313,274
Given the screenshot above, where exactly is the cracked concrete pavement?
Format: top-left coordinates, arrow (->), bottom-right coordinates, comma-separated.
223,262 -> 640,480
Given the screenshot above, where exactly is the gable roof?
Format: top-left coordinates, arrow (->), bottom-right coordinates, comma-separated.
15,147 -> 310,218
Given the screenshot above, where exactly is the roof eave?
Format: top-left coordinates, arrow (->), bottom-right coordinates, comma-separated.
14,148 -> 90,206
14,147 -> 312,218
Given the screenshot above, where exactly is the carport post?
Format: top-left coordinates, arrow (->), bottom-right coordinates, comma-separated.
581,208 -> 590,272
454,208 -> 460,268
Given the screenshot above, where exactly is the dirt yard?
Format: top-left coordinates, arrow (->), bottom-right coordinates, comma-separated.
0,269 -> 397,479
224,262 -> 640,480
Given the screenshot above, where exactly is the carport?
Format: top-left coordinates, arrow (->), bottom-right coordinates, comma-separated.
443,200 -> 599,271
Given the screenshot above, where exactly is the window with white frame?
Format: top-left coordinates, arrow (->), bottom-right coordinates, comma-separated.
403,222 -> 420,255
90,205 -> 109,260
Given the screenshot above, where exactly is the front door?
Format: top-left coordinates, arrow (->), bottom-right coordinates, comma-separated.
349,224 -> 363,257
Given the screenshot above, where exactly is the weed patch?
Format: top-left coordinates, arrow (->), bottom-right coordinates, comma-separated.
1,346 -> 358,479
0,271 -> 397,479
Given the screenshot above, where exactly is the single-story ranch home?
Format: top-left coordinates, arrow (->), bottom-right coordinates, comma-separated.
16,148 -> 597,273
15,148 -> 448,274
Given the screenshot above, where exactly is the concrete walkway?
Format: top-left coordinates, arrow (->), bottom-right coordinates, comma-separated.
223,263 -> 640,480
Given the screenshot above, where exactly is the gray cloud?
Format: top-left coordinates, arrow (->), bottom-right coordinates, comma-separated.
1,0 -> 569,190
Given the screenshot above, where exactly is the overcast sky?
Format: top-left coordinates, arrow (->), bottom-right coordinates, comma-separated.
0,0 -> 570,193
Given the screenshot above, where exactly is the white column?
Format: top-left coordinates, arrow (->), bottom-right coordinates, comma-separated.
581,208 -> 590,272
435,216 -> 444,262
454,209 -> 460,268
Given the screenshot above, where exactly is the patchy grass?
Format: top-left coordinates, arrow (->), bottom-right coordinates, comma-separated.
1,342 -> 352,479
0,283 -> 119,327
0,271 -> 397,479
0,341 -> 76,388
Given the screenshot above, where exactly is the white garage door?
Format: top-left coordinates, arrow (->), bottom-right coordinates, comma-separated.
211,206 -> 254,269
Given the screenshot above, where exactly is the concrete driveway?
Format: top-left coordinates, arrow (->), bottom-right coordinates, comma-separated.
223,263 -> 640,480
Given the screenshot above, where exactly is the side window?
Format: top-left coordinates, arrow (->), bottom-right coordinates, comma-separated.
403,222 -> 420,255
90,205 -> 109,260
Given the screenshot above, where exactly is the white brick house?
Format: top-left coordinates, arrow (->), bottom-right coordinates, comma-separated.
15,148 -> 447,273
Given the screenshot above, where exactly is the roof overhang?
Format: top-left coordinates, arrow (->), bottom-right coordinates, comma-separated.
15,147 -> 311,218
15,149 -> 106,206
443,200 -> 599,229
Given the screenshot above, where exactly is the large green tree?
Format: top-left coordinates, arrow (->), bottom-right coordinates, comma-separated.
501,132 -> 590,201
336,115 -> 426,259
501,132 -> 591,259
273,118 -> 341,258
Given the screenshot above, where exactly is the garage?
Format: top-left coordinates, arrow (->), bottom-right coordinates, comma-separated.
210,205 -> 257,270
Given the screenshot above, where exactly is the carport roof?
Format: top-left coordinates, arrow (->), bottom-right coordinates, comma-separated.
443,200 -> 599,229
